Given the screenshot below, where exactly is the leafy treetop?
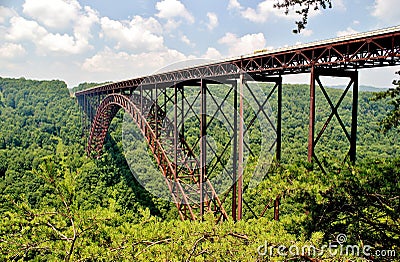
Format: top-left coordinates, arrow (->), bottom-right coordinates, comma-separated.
274,0 -> 333,33
373,71 -> 400,132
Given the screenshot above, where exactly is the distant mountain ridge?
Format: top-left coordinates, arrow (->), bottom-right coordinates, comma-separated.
328,85 -> 389,92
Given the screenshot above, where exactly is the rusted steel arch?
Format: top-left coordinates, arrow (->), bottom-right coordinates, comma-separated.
88,93 -> 193,220
87,93 -> 228,221
87,96 -> 119,155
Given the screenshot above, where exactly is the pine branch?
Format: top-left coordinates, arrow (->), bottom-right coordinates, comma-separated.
134,238 -> 172,258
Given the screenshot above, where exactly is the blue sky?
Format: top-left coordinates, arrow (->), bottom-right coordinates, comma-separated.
0,0 -> 400,87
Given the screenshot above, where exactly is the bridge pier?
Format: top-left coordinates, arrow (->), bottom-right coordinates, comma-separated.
237,73 -> 244,221
200,79 -> 206,218
234,73 -> 282,221
308,67 -> 359,172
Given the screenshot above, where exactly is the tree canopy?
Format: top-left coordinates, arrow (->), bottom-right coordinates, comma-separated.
373,71 -> 400,132
273,0 -> 332,33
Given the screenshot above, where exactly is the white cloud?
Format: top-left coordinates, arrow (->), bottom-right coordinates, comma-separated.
240,1 -> 275,23
100,16 -> 164,52
163,19 -> 181,31
38,32 -> 86,54
229,0 -> 321,23
181,35 -> 194,46
203,47 -> 222,60
5,0 -> 99,56
0,6 -> 16,24
22,0 -> 81,29
82,47 -> 188,76
72,6 -> 99,47
218,32 -> 267,56
0,43 -> 26,59
300,28 -> 313,37
6,16 -> 47,41
227,0 -> 241,10
206,12 -> 218,30
156,0 -> 194,24
337,27 -> 358,37
334,0 -> 346,11
372,0 -> 400,24
6,16 -> 91,54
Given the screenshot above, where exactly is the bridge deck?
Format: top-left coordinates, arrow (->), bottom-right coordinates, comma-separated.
76,25 -> 400,96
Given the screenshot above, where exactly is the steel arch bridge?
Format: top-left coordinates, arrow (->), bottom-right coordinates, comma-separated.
76,26 -> 400,221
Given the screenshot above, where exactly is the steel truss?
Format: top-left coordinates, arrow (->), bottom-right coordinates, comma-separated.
80,74 -> 282,221
308,68 -> 358,173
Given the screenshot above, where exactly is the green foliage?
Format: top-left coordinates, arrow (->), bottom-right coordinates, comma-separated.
313,158 -> 400,248
0,77 -> 398,260
372,71 -> 400,132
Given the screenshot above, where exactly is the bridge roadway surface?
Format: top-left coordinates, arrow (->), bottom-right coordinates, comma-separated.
75,25 -> 400,221
76,25 -> 400,96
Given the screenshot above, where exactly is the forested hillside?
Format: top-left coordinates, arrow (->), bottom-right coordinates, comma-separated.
0,77 -> 398,261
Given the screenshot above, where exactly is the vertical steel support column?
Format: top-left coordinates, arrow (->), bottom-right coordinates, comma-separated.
88,95 -> 92,122
164,87 -> 167,113
150,88 -> 153,108
232,81 -> 238,221
81,95 -> 86,135
87,95 -> 90,128
238,74 -> 244,220
97,94 -> 100,110
87,95 -> 91,130
149,86 -> 153,150
174,83 -> 178,177
308,66 -> 316,163
350,71 -> 359,163
276,78 -> 282,162
140,86 -> 143,129
200,79 -> 206,218
155,84 -> 158,139
84,95 -> 89,152
181,86 -> 185,139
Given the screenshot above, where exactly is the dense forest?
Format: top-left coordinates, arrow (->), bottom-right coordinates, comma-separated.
0,77 -> 398,261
